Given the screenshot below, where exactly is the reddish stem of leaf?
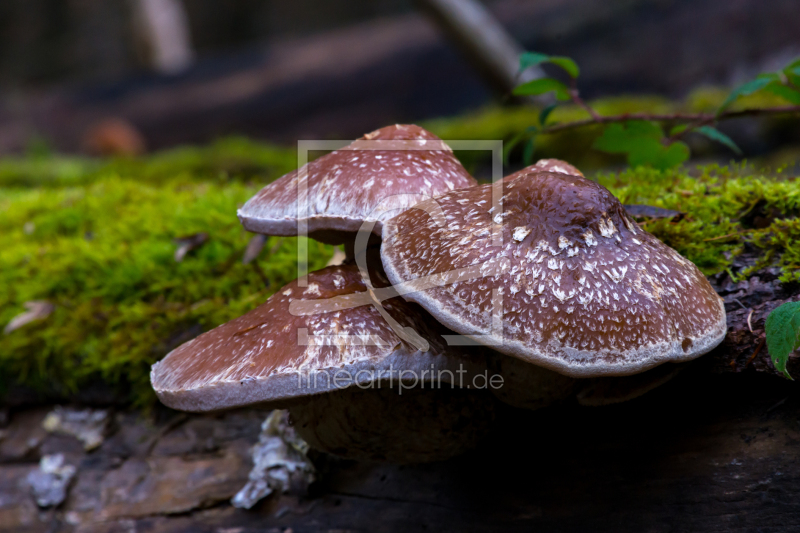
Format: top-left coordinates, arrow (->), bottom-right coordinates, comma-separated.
539,105 -> 800,135
568,79 -> 602,121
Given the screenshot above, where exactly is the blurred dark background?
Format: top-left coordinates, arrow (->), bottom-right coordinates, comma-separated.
0,0 -> 798,153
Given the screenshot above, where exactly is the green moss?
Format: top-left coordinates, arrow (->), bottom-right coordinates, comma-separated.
0,136 -> 297,189
0,158 -> 331,407
2,130 -> 800,408
597,164 -> 800,278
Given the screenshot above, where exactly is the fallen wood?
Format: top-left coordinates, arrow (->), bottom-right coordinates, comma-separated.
1,370 -> 799,532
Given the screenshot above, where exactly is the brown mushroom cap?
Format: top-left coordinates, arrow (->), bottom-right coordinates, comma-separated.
380,166 -> 727,377
530,158 -> 584,177
237,124 -> 477,245
151,264 -> 485,412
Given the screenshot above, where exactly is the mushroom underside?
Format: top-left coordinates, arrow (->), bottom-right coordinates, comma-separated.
239,213 -> 385,246
487,354 -> 578,410
575,362 -> 686,407
288,382 -> 498,463
486,351 -> 688,410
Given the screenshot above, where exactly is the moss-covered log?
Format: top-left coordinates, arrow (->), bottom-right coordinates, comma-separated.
2,142 -> 800,406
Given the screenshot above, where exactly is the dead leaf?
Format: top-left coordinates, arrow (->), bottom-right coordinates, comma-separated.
326,247 -> 347,266
624,204 -> 684,221
173,232 -> 209,262
4,301 -> 55,334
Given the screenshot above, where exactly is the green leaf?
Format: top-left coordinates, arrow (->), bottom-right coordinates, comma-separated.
548,57 -> 580,78
503,131 -> 527,165
651,141 -> 690,169
669,124 -> 689,136
718,77 -> 778,113
518,53 -> 580,78
503,127 -> 538,165
765,300 -> 800,379
593,122 -> 689,170
513,78 -> 570,100
694,126 -> 743,155
784,57 -> 800,72
626,140 -> 689,170
593,121 -> 663,152
764,84 -> 800,105
519,52 -> 550,73
539,104 -> 558,126
522,137 -> 536,166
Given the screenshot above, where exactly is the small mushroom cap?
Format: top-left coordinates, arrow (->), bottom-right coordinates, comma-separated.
381,167 -> 727,377
237,124 -> 477,245
151,264 -> 485,412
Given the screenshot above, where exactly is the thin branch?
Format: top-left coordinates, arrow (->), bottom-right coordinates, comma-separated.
539,105 -> 800,135
568,78 -> 601,121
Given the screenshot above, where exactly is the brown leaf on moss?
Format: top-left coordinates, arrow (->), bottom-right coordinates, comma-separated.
624,204 -> 684,221
173,233 -> 209,262
4,301 -> 55,335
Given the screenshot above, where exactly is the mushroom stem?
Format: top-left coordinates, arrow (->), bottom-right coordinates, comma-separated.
288,383 -> 497,463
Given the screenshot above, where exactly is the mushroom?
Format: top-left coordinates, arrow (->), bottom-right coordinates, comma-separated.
530,158 -> 584,177
151,264 -> 496,463
380,164 -> 726,406
237,124 -> 477,254
575,362 -> 686,407
485,353 -> 578,410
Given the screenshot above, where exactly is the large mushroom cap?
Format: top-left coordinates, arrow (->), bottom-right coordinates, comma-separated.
237,124 -> 477,245
530,158 -> 584,177
381,167 -> 726,377
151,264 -> 485,412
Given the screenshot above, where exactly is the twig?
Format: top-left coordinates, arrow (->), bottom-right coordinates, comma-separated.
703,232 -> 740,242
731,298 -> 748,310
766,397 -> 788,414
746,338 -> 766,367
538,105 -> 800,135
747,309 -> 755,334
568,79 -> 601,121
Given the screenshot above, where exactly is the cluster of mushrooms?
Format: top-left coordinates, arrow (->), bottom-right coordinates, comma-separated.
151,124 -> 727,463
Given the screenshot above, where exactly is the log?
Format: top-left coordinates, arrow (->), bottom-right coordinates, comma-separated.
2,372 -> 798,532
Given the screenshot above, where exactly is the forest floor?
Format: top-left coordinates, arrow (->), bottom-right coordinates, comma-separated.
2,121 -> 800,531
1,229 -> 799,532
